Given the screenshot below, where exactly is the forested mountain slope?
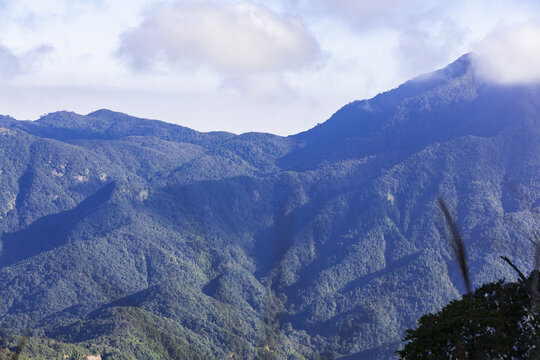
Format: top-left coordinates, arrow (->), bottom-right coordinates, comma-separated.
0,54 -> 538,359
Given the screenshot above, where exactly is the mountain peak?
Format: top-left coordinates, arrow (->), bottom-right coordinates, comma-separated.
36,111 -> 92,127
0,51 -> 538,360
281,53 -> 537,169
413,52 -> 475,83
38,110 -> 78,120
87,109 -> 130,119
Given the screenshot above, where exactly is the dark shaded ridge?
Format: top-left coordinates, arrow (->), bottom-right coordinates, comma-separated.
0,182 -> 116,267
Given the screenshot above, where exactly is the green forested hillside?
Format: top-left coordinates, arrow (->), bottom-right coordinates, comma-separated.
0,54 -> 538,359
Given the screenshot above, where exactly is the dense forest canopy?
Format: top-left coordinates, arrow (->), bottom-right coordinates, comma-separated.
0,54 -> 538,358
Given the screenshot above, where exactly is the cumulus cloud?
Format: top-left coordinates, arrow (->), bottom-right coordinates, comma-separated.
475,22 -> 540,84
117,1 -> 321,74
299,0 -> 468,78
0,44 -> 53,79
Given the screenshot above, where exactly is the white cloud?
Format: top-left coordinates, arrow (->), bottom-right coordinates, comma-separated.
0,45 -> 21,78
0,44 -> 53,79
117,1 -> 321,74
1,0 -> 540,135
295,0 -> 470,80
475,22 -> 540,84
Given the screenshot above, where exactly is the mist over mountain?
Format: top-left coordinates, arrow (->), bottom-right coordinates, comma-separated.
0,54 -> 538,359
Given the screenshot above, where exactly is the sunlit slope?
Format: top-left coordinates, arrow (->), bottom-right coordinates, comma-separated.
0,54 -> 538,359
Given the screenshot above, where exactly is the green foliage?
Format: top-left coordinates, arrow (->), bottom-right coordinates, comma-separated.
398,273 -> 540,359
0,55 -> 539,359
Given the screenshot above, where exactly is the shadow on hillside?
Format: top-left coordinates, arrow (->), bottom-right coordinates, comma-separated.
0,182 -> 116,268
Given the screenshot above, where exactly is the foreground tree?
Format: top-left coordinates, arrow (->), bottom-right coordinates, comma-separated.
398,270 -> 540,359
400,198 -> 540,358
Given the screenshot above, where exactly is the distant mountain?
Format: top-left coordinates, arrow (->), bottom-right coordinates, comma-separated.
0,54 -> 538,359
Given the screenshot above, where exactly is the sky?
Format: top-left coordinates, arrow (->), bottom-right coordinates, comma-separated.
0,0 -> 539,135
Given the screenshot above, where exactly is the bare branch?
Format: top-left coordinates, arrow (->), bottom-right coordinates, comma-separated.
499,256 -> 527,281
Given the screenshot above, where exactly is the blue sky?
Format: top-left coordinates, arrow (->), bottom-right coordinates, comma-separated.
0,0 -> 539,135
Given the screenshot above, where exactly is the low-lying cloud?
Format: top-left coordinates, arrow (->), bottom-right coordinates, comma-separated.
117,1 -> 321,74
475,22 -> 540,84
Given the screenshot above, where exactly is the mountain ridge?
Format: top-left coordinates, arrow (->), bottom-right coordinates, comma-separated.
0,54 -> 538,359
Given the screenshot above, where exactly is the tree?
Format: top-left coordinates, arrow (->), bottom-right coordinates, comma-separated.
398,273 -> 540,359
399,199 -> 540,359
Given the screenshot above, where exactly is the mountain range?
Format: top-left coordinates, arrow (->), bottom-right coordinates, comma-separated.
0,53 -> 538,359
